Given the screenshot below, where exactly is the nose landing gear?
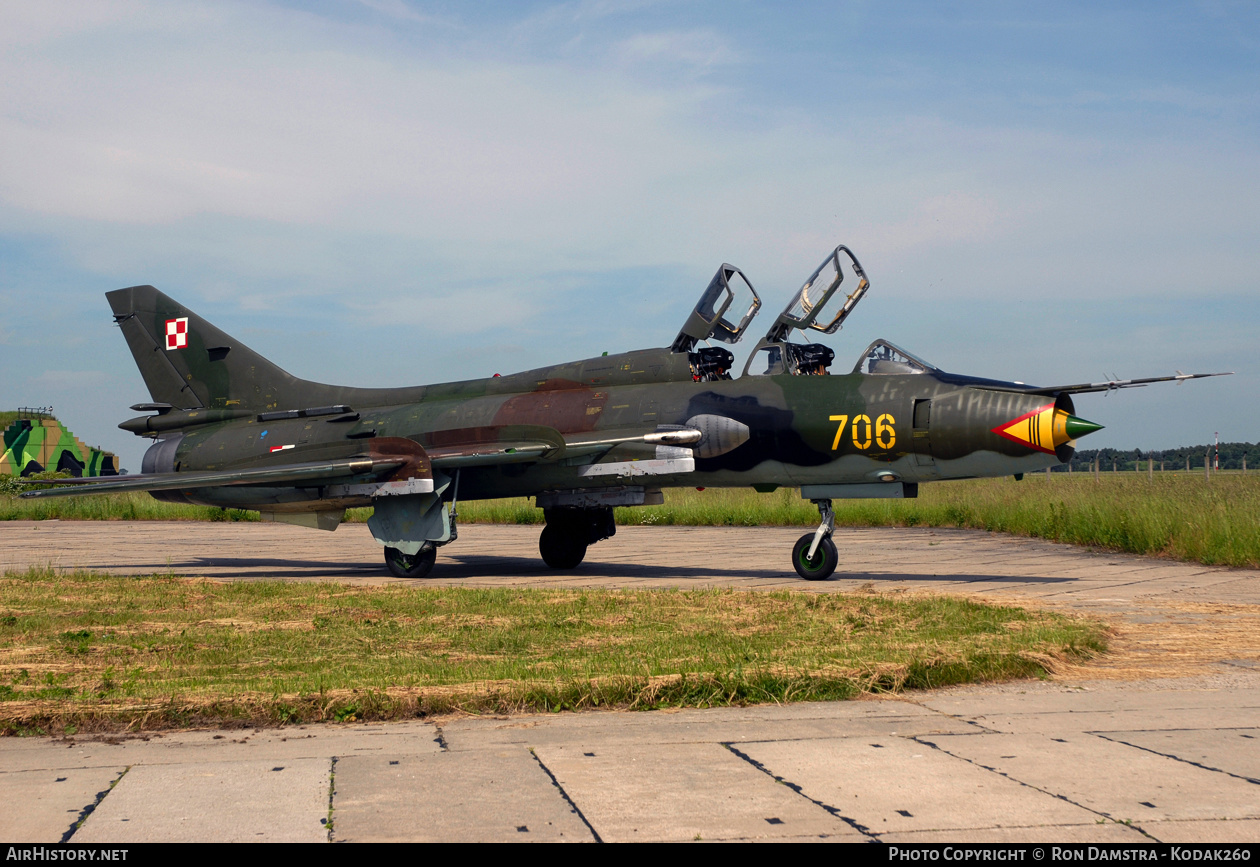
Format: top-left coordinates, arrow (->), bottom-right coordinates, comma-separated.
792,498 -> 838,580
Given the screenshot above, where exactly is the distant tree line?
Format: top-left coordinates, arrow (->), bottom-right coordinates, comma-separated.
1053,442 -> 1260,472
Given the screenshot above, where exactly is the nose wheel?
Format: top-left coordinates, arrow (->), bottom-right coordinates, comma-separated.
793,533 -> 838,580
792,498 -> 838,580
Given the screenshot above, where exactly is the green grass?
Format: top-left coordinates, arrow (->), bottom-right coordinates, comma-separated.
5,472 -> 1259,568
0,566 -> 1105,733
0,489 -> 258,522
0,410 -> 53,428
457,472 -> 1260,568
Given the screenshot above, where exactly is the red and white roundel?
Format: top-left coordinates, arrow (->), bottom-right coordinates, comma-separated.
165,317 -> 189,350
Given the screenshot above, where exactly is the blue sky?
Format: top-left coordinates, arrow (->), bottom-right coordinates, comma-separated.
2,1 -> 1256,471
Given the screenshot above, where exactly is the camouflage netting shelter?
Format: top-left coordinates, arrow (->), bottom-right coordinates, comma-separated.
1,409 -> 119,477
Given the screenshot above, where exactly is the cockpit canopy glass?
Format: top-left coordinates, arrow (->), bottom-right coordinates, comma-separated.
709,268 -> 760,343
775,246 -> 869,337
853,340 -> 937,375
671,265 -> 762,352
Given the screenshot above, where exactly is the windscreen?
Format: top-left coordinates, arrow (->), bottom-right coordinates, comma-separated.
854,340 -> 936,375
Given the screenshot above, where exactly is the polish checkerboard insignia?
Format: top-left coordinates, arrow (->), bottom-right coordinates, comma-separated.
165,317 -> 189,350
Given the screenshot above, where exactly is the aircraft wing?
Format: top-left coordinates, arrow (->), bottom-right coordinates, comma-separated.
978,371 -> 1232,396
19,425 -> 709,499
17,457 -> 403,499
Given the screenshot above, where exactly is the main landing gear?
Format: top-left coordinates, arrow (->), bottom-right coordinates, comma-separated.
379,470 -> 461,580
792,498 -> 838,580
384,543 -> 438,579
539,507 -> 616,570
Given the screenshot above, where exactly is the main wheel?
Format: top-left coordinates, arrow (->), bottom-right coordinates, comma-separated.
792,533 -> 838,581
539,523 -> 588,569
384,544 -> 437,579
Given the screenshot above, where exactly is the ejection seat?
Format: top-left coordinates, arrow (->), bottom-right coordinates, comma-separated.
671,263 -> 762,382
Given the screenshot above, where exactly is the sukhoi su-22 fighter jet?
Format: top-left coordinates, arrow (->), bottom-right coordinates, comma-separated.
22,245 -> 1228,580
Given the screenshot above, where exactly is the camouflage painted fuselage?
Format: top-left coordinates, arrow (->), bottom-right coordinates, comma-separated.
134,342 -> 1066,513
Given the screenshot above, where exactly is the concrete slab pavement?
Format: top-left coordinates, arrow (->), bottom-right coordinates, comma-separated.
0,766 -> 124,843
72,758 -> 331,843
2,680 -> 1257,843
1096,728 -> 1260,783
735,735 -> 1103,835
918,731 -> 1259,824
531,742 -> 864,842
332,749 -> 594,842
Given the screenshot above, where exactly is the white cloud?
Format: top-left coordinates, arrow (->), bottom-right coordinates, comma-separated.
616,29 -> 736,69
0,2 -> 718,259
1,0 -> 1258,321
350,0 -> 436,25
0,0 -> 146,49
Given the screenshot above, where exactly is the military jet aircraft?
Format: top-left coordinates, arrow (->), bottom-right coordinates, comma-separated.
22,244 -> 1228,580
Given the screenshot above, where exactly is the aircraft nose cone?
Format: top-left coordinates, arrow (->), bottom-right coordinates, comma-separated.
1064,415 -> 1103,439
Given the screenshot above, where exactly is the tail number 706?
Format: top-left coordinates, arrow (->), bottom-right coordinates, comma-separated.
830,414 -> 895,450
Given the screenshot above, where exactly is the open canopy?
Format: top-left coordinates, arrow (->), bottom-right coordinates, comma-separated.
671,264 -> 762,353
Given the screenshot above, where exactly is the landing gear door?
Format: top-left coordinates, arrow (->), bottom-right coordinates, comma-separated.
671,264 -> 762,353
765,245 -> 869,343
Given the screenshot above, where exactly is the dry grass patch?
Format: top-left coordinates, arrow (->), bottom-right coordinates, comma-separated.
0,565 -> 1107,734
1065,602 -> 1260,681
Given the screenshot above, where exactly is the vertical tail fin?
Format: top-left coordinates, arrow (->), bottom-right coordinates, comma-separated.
107,286 -> 301,411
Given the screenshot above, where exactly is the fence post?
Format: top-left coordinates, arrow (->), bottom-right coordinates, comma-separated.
1205,455 -> 1211,481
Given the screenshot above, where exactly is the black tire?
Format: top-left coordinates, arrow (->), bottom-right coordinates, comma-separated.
539,522 -> 588,569
792,533 -> 838,581
384,544 -> 437,579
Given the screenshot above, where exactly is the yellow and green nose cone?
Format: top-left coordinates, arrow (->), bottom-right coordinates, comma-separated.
1063,414 -> 1104,440
992,404 -> 1103,454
